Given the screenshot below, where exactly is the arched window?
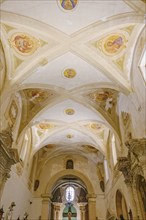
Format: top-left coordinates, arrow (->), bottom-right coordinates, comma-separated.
20,134 -> 28,162
112,134 -> 117,166
66,186 -> 75,202
66,160 -> 74,169
104,159 -> 109,182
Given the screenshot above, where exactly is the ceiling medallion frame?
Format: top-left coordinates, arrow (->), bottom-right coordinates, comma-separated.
62,68 -> 77,79
66,134 -> 74,139
9,32 -> 40,56
65,108 -> 75,115
57,0 -> 78,12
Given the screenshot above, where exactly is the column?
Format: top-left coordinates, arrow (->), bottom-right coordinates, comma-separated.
117,157 -> 138,220
41,195 -> 51,220
87,194 -> 96,220
53,202 -> 61,220
78,203 -> 87,220
0,129 -> 19,199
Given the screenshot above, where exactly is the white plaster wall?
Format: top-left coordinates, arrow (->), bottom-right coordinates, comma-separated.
1,166 -> 32,220
118,27 -> 146,140
29,198 -> 42,220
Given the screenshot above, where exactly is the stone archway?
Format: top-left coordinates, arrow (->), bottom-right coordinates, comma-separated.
41,170 -> 96,220
136,175 -> 146,219
116,190 -> 129,220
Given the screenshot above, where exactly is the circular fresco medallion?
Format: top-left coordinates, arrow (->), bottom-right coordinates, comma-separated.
66,134 -> 74,138
97,34 -> 127,56
59,0 -> 78,10
65,108 -> 75,115
10,33 -> 40,55
63,68 -> 76,78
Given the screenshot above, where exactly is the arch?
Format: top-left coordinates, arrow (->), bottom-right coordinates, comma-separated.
136,175 -> 146,219
45,169 -> 95,195
116,190 -> 129,220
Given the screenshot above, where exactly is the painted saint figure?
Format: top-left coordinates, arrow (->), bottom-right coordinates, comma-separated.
60,0 -> 78,10
104,35 -> 126,54
13,35 -> 33,53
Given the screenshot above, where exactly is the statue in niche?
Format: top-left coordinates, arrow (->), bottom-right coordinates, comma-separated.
66,160 -> 74,169
34,179 -> 40,191
128,209 -> 133,220
100,180 -> 105,192
119,214 -> 125,220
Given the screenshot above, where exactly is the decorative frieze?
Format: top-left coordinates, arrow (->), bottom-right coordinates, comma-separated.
0,129 -> 19,196
117,157 -> 133,186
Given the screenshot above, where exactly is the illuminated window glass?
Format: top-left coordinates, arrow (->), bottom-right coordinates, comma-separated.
112,134 -> 117,166
139,49 -> 146,82
66,186 -> 74,202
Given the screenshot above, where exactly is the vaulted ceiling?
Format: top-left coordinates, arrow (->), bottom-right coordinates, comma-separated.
0,0 -> 145,162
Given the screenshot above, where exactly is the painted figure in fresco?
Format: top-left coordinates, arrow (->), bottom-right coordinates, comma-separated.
60,0 -> 77,10
26,89 -> 49,103
105,35 -> 124,54
13,35 -> 33,53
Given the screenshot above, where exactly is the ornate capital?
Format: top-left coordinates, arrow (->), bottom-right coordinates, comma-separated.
117,157 -> 133,185
125,138 -> 146,157
125,138 -> 146,177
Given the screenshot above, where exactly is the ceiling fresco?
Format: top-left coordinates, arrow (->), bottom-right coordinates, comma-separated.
0,0 -> 145,159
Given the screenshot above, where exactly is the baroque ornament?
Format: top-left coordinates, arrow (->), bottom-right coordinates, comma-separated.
10,33 -> 40,55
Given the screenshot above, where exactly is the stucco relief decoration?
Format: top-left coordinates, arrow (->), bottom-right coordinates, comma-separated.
90,123 -> 102,131
63,68 -> 76,78
65,108 -> 75,115
88,89 -> 116,114
96,34 -> 127,56
59,0 -> 78,10
10,33 -> 40,55
121,111 -> 133,141
37,123 -> 55,130
66,134 -> 74,139
5,100 -> 18,127
15,163 -> 23,176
